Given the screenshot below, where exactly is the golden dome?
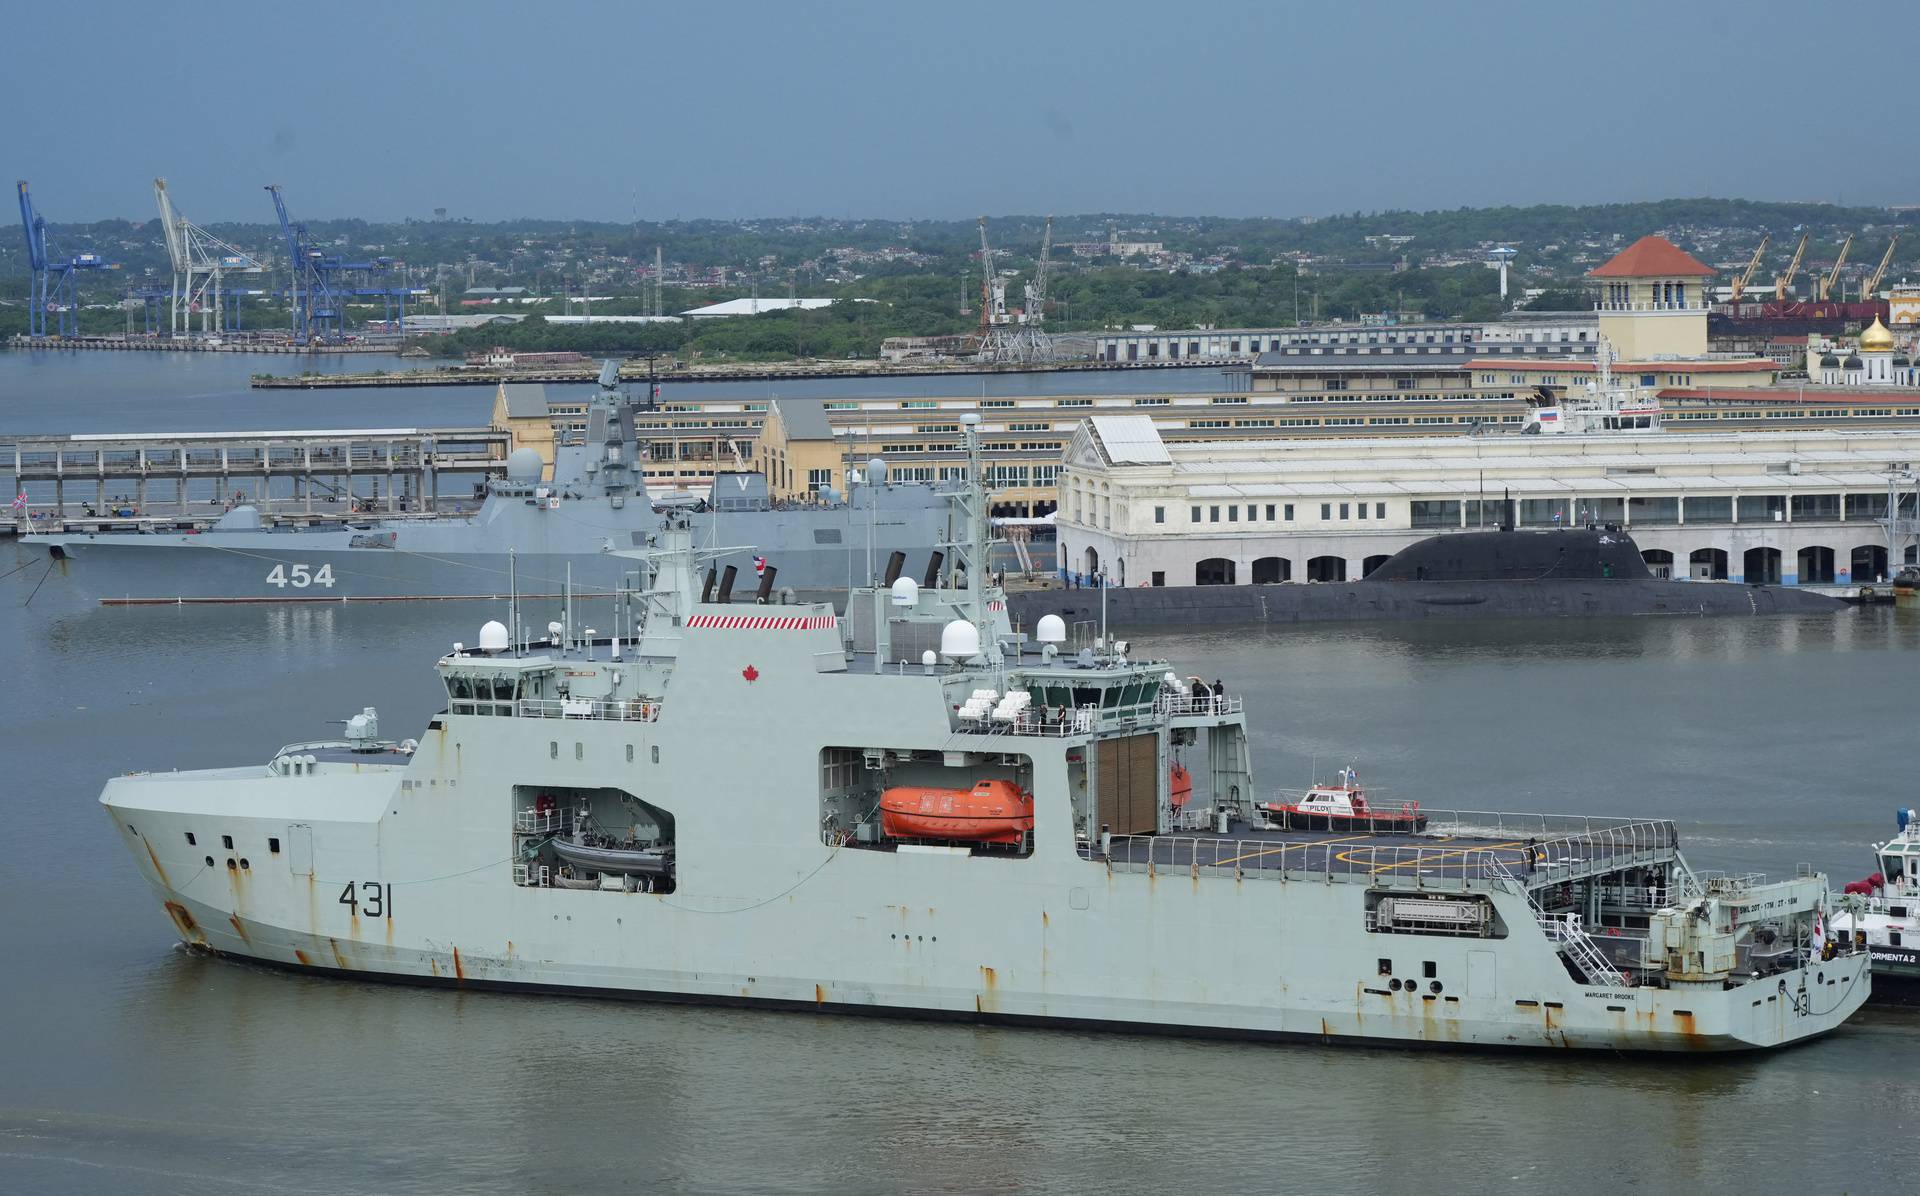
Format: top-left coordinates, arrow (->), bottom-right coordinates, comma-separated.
1858,316 -> 1896,352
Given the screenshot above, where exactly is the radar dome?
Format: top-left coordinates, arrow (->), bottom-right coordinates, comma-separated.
865,457 -> 887,483
478,620 -> 509,651
940,619 -> 982,659
506,448 -> 545,482
921,649 -> 938,667
1035,614 -> 1067,644
890,577 -> 919,606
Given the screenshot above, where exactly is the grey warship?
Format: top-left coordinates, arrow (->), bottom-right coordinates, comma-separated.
100,414 -> 1869,1052
25,363 -> 955,603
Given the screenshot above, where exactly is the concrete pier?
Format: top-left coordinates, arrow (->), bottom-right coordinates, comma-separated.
4,427 -> 509,535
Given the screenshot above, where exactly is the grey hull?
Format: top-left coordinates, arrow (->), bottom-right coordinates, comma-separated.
28,499 -> 958,603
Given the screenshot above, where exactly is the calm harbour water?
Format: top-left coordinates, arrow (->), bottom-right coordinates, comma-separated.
3,352 -> 1917,1194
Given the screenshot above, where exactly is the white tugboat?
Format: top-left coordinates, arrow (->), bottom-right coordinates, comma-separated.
1833,809 -> 1920,1007
100,416 -> 1869,1052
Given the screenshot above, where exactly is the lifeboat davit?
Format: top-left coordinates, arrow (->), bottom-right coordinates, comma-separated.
880,780 -> 1034,845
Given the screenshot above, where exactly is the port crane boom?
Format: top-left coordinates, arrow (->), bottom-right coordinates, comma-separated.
1819,234 -> 1853,302
1729,233 -> 1769,303
1862,235 -> 1900,300
1774,231 -> 1809,301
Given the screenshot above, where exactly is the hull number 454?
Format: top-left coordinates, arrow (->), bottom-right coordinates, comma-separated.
266,563 -> 336,589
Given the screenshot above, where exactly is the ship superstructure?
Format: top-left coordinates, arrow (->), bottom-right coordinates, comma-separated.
27,362 -> 956,603
1834,809 -> 1920,1006
101,416 -> 1869,1051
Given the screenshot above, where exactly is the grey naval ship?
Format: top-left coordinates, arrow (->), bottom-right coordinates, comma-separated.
103,416 -> 1870,1051
27,363 -> 955,604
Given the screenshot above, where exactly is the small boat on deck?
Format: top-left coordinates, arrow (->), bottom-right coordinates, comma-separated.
1260,769 -> 1426,834
550,835 -> 674,878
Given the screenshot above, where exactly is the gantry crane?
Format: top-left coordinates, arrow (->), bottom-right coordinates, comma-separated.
265,184 -> 422,342
1729,232 -> 1769,303
1861,235 -> 1901,301
1819,234 -> 1853,302
156,178 -> 264,338
16,180 -> 117,338
1774,231 -> 1809,301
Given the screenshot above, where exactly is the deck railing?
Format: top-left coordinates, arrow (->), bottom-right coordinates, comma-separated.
515,698 -> 661,722
1155,693 -> 1244,717
1090,813 -> 1677,890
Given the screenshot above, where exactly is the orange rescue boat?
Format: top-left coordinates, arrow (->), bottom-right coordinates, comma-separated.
880,780 -> 1034,845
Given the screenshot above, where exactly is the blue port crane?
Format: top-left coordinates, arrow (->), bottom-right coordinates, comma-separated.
16,180 -> 118,338
266,184 -> 425,343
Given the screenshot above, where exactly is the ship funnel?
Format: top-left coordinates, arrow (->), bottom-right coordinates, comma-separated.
700,566 -> 716,604
883,550 -> 907,586
922,551 -> 945,588
755,565 -> 778,604
1035,613 -> 1066,644
890,577 -> 919,607
716,565 -> 737,604
478,620 -> 509,652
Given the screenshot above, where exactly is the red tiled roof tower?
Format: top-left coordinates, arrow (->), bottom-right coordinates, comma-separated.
1588,235 -> 1714,278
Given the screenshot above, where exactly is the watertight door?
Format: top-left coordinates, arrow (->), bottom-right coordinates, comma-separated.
287,824 -> 313,877
1467,950 -> 1497,997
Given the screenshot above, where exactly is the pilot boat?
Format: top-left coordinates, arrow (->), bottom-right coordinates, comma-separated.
1260,768 -> 1427,833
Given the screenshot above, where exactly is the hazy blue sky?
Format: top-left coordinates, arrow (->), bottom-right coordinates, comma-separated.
2,0 -> 1903,224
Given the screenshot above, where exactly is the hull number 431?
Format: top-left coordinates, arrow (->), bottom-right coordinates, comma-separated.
266,563 -> 335,589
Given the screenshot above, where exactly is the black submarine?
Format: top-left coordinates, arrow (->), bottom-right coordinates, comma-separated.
1009,524 -> 1845,629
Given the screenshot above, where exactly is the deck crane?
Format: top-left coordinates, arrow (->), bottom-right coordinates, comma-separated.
1774,230 -> 1809,301
1728,232 -> 1769,303
16,180 -> 117,338
1861,234 -> 1900,301
1819,234 -> 1853,302
155,178 -> 264,338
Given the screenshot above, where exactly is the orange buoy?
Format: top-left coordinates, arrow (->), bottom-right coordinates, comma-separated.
880,780 -> 1034,845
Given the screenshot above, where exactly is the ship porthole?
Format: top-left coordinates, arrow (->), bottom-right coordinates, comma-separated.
226,859 -> 237,871
204,856 -> 214,867
1430,981 -> 1443,995
240,858 -> 250,870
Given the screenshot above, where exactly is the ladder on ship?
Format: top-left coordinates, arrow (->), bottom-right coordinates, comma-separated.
1492,859 -> 1625,986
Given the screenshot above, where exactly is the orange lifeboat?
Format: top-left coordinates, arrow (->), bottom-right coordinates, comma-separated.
1169,764 -> 1193,808
880,780 -> 1034,845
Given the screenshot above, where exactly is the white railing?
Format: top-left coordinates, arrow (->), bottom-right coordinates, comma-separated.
1155,693 -> 1244,717
1094,815 -> 1676,891
514,808 -> 570,835
516,698 -> 661,722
